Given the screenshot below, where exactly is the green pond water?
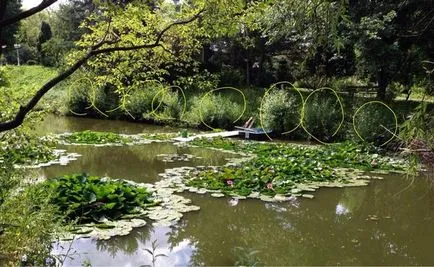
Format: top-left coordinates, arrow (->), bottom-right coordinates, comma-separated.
37,116 -> 434,266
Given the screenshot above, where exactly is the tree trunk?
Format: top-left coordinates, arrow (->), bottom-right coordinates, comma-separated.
377,68 -> 388,100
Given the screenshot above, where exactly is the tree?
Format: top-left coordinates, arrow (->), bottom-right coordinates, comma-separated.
0,0 -> 205,132
53,0 -> 95,42
37,21 -> 52,62
350,0 -> 434,100
0,0 -> 22,63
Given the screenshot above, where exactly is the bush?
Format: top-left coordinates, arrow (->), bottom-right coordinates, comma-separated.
125,82 -> 183,121
260,89 -> 302,134
302,91 -> 345,142
353,101 -> 397,145
185,93 -> 244,129
153,89 -> 183,121
67,74 -> 119,117
123,82 -> 161,119
67,79 -> 92,114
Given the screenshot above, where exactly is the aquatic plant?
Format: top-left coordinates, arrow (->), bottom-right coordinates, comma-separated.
62,130 -> 129,144
58,130 -> 180,145
41,174 -> 157,223
0,131 -> 56,165
233,246 -> 260,266
185,138 -> 408,197
142,239 -> 167,267
140,132 -> 178,140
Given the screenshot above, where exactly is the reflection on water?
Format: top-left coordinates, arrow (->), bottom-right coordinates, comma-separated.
36,116 -> 434,266
53,227 -> 196,267
55,177 -> 434,266
41,143 -> 236,182
36,114 -> 191,135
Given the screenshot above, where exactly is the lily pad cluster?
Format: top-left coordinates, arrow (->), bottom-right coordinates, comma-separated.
20,149 -> 81,169
0,137 -> 56,166
140,132 -> 179,140
178,138 -> 408,200
0,137 -> 80,169
41,174 -> 157,224
39,174 -> 200,240
54,130 -> 181,146
61,130 -> 130,144
157,153 -> 200,162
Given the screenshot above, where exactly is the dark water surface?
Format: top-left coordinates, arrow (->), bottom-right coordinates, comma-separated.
39,116 -> 434,266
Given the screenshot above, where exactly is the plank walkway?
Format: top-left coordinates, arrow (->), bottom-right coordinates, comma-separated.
173,131 -> 240,142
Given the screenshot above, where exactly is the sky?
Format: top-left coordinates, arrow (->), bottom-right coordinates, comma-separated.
22,0 -> 64,10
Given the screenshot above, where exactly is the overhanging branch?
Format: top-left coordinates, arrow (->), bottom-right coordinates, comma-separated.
0,9 -> 204,132
0,0 -> 58,27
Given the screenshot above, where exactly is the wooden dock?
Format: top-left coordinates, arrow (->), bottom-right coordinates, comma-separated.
173,131 -> 240,142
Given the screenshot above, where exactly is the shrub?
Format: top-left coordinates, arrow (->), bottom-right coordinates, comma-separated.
123,82 -> 161,119
260,89 -> 302,134
185,93 -> 244,129
302,91 -> 345,142
67,80 -> 91,114
67,75 -> 119,117
353,101 -> 397,145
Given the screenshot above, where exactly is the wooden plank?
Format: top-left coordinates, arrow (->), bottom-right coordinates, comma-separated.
173,131 -> 240,142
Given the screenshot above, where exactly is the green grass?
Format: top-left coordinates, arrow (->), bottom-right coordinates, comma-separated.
1,65 -> 68,114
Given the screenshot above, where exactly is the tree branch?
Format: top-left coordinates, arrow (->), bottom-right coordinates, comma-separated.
0,51 -> 92,132
0,9 -> 204,132
93,9 -> 204,54
0,0 -> 58,27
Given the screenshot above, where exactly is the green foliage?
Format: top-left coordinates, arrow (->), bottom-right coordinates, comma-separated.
141,132 -> 178,140
38,21 -> 52,44
123,82 -> 165,119
0,182 -> 63,265
0,65 -> 66,118
233,246 -> 260,267
219,67 -> 245,87
187,138 -> 406,197
400,102 -> 434,143
63,130 -> 129,144
260,89 -> 302,134
353,102 -> 397,145
0,131 -> 62,264
41,174 -> 156,223
147,89 -> 183,122
302,92 -> 344,141
143,239 -> 167,267
174,70 -> 220,92
41,38 -> 74,67
0,67 -> 9,87
1,0 -> 22,46
185,93 -> 244,129
0,130 -> 56,165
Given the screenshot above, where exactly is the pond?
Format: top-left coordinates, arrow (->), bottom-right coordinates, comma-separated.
38,115 -> 434,266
